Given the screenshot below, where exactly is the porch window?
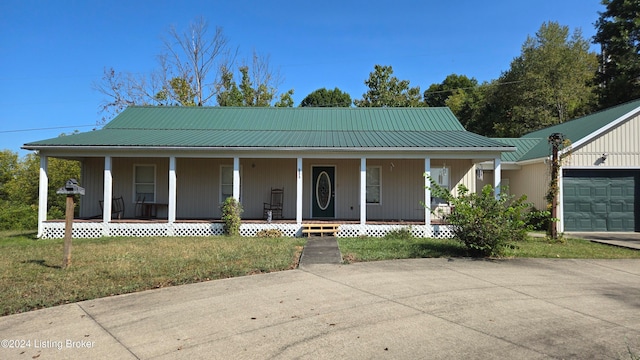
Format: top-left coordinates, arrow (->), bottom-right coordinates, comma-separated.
431,167 -> 450,206
366,166 -> 381,204
220,165 -> 242,201
134,164 -> 156,203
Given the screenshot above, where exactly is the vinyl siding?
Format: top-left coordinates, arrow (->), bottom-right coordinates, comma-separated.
78,156 -> 476,221
175,158 -> 220,219
508,163 -> 549,210
79,157 -> 104,218
568,113 -> 640,167
476,163 -> 549,211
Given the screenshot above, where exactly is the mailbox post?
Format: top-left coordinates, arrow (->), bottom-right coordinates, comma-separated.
56,179 -> 85,269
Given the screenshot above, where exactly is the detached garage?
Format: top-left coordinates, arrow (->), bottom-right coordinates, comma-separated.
563,169 -> 639,232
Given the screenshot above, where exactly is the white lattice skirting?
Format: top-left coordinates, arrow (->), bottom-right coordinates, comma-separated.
40,222 -> 454,239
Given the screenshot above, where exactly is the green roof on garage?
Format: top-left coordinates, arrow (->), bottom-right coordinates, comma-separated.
516,99 -> 640,162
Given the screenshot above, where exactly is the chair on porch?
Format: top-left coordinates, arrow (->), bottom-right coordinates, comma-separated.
134,196 -> 146,219
99,196 -> 125,219
263,188 -> 284,220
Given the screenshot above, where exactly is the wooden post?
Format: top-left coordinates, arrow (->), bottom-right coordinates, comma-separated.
62,195 -> 74,269
550,143 -> 559,240
547,133 -> 564,240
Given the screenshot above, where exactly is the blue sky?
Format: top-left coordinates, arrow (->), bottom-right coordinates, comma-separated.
1,0 -> 604,156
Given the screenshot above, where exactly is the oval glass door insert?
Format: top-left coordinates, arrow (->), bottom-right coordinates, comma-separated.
316,171 -> 331,210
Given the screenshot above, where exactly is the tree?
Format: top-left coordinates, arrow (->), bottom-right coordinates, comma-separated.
489,22 -> 598,137
423,74 -> 493,134
95,18 -> 291,121
354,65 -> 423,107
0,150 -> 18,201
300,87 -> 352,107
0,149 -> 81,230
424,74 -> 478,108
94,17 -> 231,121
594,0 -> 640,108
216,51 -> 295,107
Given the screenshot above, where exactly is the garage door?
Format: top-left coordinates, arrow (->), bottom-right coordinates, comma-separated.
563,170 -> 638,232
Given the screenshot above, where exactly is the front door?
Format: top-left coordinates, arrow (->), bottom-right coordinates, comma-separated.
312,166 -> 335,218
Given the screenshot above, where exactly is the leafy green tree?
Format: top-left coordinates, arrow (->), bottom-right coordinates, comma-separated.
300,87 -> 352,107
489,22 -> 598,137
0,150 -> 18,201
423,74 -> 494,135
155,77 -> 197,106
424,74 -> 478,108
216,52 -> 294,107
4,153 -> 81,222
274,89 -> 295,107
354,65 -> 423,107
593,0 -> 640,108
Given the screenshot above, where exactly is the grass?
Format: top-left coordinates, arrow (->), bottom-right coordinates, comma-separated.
339,234 -> 640,263
339,236 -> 467,262
2,230 -> 639,317
0,231 -> 304,316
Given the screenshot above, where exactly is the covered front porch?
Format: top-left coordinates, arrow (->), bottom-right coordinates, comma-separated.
36,153 -> 503,239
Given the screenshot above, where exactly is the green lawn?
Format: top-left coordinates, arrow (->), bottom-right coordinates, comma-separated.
1,230 -> 639,317
0,231 -> 304,316
338,235 -> 640,262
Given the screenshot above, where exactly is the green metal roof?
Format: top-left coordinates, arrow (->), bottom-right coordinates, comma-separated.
24,106 -> 513,151
516,99 -> 640,161
491,138 -> 542,162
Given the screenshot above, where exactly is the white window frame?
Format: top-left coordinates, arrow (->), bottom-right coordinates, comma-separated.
366,165 -> 382,205
133,164 -> 156,203
220,165 -> 242,202
431,167 -> 450,206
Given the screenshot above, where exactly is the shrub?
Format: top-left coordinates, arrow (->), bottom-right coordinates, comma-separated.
428,179 -> 533,257
0,200 -> 37,230
525,206 -> 551,231
256,229 -> 284,238
221,197 -> 243,236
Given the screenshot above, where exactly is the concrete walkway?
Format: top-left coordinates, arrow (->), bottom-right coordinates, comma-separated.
2,258 -> 640,359
298,236 -> 342,267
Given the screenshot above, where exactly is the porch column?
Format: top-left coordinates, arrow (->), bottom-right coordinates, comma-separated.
37,156 -> 48,238
296,157 -> 303,225
493,157 -> 501,199
360,157 -> 366,225
103,156 -> 113,225
168,156 -> 176,223
424,157 -> 432,238
233,157 -> 240,200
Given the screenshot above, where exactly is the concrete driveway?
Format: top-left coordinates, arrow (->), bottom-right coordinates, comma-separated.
2,258 -> 640,359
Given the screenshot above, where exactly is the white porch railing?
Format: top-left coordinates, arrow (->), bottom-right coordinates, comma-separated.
40,222 -> 455,239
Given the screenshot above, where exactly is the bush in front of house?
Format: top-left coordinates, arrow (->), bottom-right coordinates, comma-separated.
428,178 -> 533,257
525,206 -> 551,231
221,197 -> 243,236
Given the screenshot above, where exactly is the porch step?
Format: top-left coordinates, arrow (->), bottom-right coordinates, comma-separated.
302,224 -> 340,237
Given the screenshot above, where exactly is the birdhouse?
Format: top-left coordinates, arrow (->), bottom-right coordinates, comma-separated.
57,179 -> 85,195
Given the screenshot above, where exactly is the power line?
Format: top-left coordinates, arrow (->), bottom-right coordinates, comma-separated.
0,125 -> 98,134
